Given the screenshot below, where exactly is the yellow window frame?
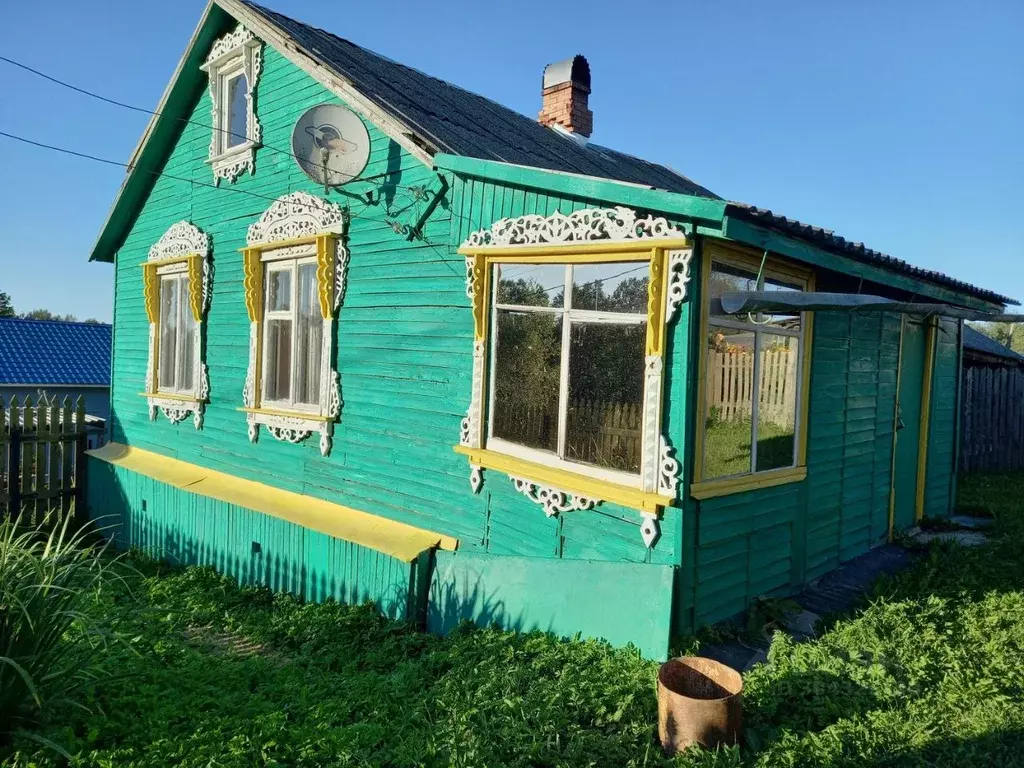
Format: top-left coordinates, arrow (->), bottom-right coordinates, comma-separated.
691,240 -> 815,500
454,237 -> 689,514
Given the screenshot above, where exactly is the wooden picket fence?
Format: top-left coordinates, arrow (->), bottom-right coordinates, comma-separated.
493,399 -> 642,471
1,395 -> 88,520
960,367 -> 1024,473
706,348 -> 798,428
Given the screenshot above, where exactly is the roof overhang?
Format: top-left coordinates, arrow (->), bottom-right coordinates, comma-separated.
434,153 -> 727,227
88,0 -> 438,264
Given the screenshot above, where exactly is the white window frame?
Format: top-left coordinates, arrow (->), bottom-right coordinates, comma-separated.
242,192 -> 348,457
200,23 -> 262,184
486,262 -> 649,489
456,206 -> 696,549
143,221 -> 211,429
259,252 -> 322,416
156,268 -> 196,396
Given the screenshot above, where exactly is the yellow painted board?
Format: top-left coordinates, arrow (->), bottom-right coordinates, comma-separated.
88,443 -> 458,562
690,466 -> 807,500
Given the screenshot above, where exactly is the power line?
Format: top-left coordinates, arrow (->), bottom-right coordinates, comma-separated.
0,128 -> 461,274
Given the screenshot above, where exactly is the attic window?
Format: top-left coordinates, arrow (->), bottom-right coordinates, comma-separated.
200,24 -> 263,184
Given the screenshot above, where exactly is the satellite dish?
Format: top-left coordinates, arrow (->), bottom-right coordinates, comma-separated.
291,104 -> 371,187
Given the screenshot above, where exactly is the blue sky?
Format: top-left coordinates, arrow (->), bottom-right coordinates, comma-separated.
1,0 -> 1021,322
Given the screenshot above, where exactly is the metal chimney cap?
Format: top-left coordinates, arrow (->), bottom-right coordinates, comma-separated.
542,55 -> 591,91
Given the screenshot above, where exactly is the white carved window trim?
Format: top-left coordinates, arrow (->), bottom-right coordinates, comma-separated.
200,24 -> 263,184
242,192 -> 348,456
457,206 -> 693,548
143,221 -> 211,429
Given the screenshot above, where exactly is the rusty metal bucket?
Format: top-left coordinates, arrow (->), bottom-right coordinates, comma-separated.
657,656 -> 743,754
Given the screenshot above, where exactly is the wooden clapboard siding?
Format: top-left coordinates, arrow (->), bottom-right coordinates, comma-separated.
923,317 -> 960,517
106,45 -> 678,574
683,298 -> 905,629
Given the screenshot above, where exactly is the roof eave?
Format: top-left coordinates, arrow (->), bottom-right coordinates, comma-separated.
87,0 -> 440,264
434,153 -> 727,226
721,208 -> 1011,313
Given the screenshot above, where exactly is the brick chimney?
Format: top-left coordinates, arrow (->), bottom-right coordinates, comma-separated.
538,55 -> 592,138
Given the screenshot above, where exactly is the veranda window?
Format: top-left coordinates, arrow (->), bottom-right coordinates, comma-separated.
701,258 -> 807,481
488,261 -> 648,482
157,272 -> 197,394
261,257 -> 323,411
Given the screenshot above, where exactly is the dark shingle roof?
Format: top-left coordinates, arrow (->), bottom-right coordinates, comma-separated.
963,325 -> 1024,365
0,319 -> 112,386
236,3 -> 1010,308
242,2 -> 718,198
727,204 -> 1017,307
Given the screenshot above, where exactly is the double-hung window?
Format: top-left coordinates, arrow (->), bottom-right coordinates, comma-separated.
142,220 -> 211,429
489,261 -> 649,483
694,243 -> 812,497
157,270 -> 197,395
200,24 -> 262,183
261,257 -> 322,411
241,191 -> 347,456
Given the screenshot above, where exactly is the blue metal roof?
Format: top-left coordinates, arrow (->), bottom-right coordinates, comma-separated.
0,319 -> 112,386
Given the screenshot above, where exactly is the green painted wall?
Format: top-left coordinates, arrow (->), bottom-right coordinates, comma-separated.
88,459 -> 418,620
427,551 -> 675,660
923,318 -> 961,518
676,242 -> 918,631
102,31 -> 689,628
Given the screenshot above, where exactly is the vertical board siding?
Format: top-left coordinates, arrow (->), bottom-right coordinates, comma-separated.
924,318 -> 960,516
686,301 -> 904,629
107,46 -> 682,577
961,365 -> 1024,472
88,458 -> 414,619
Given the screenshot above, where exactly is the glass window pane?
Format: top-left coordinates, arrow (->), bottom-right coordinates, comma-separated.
703,325 -> 755,479
495,264 -> 565,308
571,262 -> 648,314
158,278 -> 179,391
264,319 -> 292,402
295,263 -> 322,406
708,262 -> 758,319
758,274 -> 803,329
565,321 -> 645,473
226,73 -> 248,148
178,276 -> 196,392
756,334 -> 799,471
267,267 -> 291,312
491,310 -> 562,453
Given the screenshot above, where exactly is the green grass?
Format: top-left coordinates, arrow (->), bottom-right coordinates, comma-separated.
703,417 -> 793,479
3,474 -> 1024,766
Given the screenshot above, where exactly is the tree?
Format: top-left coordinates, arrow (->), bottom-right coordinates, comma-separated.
0,291 -> 14,318
968,321 -> 1024,354
20,309 -> 78,322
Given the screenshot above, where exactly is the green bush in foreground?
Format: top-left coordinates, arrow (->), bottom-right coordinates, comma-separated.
2,473 -> 1024,766
0,516 -> 117,743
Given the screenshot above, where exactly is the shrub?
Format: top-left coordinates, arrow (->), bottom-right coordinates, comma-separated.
0,515 -> 117,739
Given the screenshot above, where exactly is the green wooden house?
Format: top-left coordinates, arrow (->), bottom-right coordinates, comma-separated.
86,0 -> 1016,660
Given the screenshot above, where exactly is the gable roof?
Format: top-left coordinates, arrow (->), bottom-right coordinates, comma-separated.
88,0 -> 1013,310
242,2 -> 717,198
963,325 -> 1024,366
0,319 -> 112,387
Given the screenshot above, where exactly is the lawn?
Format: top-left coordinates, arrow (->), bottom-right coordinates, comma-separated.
3,474 -> 1024,767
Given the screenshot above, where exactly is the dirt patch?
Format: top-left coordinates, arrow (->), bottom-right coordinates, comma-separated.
183,625 -> 290,667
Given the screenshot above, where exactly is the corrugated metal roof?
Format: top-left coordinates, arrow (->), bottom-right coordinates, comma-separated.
727,204 -> 1016,306
241,2 -> 719,199
963,325 -> 1024,364
0,319 -> 112,386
